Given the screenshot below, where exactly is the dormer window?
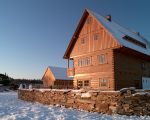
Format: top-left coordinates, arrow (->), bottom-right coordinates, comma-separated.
123,35 -> 146,49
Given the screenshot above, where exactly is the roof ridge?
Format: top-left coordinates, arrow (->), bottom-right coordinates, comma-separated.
91,11 -> 142,37
89,10 -> 135,34
89,10 -> 149,44
63,9 -> 150,58
89,9 -> 150,56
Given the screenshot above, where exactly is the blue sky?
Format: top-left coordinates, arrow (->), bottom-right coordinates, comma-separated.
0,0 -> 150,79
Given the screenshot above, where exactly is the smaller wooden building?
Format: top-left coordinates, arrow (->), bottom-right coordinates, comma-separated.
42,66 -> 73,89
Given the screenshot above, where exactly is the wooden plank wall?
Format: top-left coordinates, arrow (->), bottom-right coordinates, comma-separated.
114,50 -> 150,90
70,14 -> 120,90
70,14 -> 119,58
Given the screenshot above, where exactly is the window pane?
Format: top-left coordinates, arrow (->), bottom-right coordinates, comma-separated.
81,38 -> 85,44
84,80 -> 89,86
86,17 -> 92,24
78,60 -> 81,67
98,54 -> 106,64
94,34 -> 99,40
100,79 -> 108,87
78,57 -> 91,67
78,81 -> 83,87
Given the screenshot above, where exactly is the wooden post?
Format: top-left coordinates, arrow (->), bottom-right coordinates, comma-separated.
68,59 -> 69,68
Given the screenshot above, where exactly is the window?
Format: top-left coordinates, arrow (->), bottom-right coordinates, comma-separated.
77,80 -> 90,88
86,17 -> 92,24
97,54 -> 106,64
123,35 -> 146,49
78,81 -> 83,87
84,80 -> 90,86
141,63 -> 145,70
78,60 -> 81,67
78,57 -> 92,67
81,38 -> 85,44
100,79 -> 108,87
93,34 -> 99,40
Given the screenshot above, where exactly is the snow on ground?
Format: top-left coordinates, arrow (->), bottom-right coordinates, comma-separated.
0,92 -> 150,120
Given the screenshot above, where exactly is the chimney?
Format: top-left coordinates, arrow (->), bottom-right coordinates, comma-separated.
105,15 -> 111,21
135,32 -> 140,36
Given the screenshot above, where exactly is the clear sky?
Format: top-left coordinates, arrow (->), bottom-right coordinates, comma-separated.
0,0 -> 150,79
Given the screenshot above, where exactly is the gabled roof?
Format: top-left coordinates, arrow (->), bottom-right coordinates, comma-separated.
90,10 -> 150,56
48,66 -> 73,80
63,9 -> 150,59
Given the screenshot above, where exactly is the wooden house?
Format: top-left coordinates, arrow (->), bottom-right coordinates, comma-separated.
63,9 -> 150,90
42,66 -> 73,89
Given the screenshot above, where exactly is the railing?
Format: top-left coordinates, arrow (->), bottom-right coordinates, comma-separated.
67,68 -> 75,77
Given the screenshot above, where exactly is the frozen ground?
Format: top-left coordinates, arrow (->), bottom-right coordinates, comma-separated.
0,92 -> 150,120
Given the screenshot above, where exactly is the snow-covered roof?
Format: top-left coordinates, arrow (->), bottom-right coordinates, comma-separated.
89,10 -> 150,56
50,66 -> 73,80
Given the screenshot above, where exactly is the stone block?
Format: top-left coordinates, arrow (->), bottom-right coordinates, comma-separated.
109,106 -> 117,114
87,103 -> 95,111
67,99 -> 74,104
76,99 -> 95,104
65,103 -> 73,108
96,103 -> 109,113
110,102 -> 118,106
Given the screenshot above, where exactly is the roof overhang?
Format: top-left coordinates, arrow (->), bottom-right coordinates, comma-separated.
114,46 -> 150,61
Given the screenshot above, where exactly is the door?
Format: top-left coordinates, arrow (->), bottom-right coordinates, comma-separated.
142,77 -> 150,90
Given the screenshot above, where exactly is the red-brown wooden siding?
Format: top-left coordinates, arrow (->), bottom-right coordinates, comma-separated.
70,14 -> 120,58
64,10 -> 150,90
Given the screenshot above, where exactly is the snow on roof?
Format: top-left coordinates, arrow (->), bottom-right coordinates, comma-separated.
89,10 -> 150,56
49,66 -> 73,80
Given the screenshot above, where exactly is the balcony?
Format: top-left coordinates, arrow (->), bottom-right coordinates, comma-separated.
67,68 -> 75,77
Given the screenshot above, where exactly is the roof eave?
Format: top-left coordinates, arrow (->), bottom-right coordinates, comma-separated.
115,46 -> 150,60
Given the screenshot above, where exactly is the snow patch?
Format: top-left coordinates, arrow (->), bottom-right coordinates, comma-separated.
38,89 -> 51,92
81,92 -> 91,98
0,92 -> 150,119
0,114 -> 16,120
132,92 -> 150,96
100,90 -> 120,93
71,89 -> 82,93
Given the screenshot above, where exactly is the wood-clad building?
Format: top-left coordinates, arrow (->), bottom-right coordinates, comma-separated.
63,9 -> 150,90
42,66 -> 73,89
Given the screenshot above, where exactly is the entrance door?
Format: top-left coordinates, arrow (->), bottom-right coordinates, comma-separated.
142,77 -> 150,90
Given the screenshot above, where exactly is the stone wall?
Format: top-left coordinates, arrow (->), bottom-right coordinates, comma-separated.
18,89 -> 150,116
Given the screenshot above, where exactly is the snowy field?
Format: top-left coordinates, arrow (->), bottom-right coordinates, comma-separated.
0,92 -> 150,120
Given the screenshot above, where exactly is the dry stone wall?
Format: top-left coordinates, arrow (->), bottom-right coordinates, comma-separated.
18,89 -> 150,116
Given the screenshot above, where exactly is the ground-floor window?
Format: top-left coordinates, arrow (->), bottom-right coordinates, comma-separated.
99,78 -> 108,87
84,80 -> 90,86
78,81 -> 83,88
77,80 -> 90,88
